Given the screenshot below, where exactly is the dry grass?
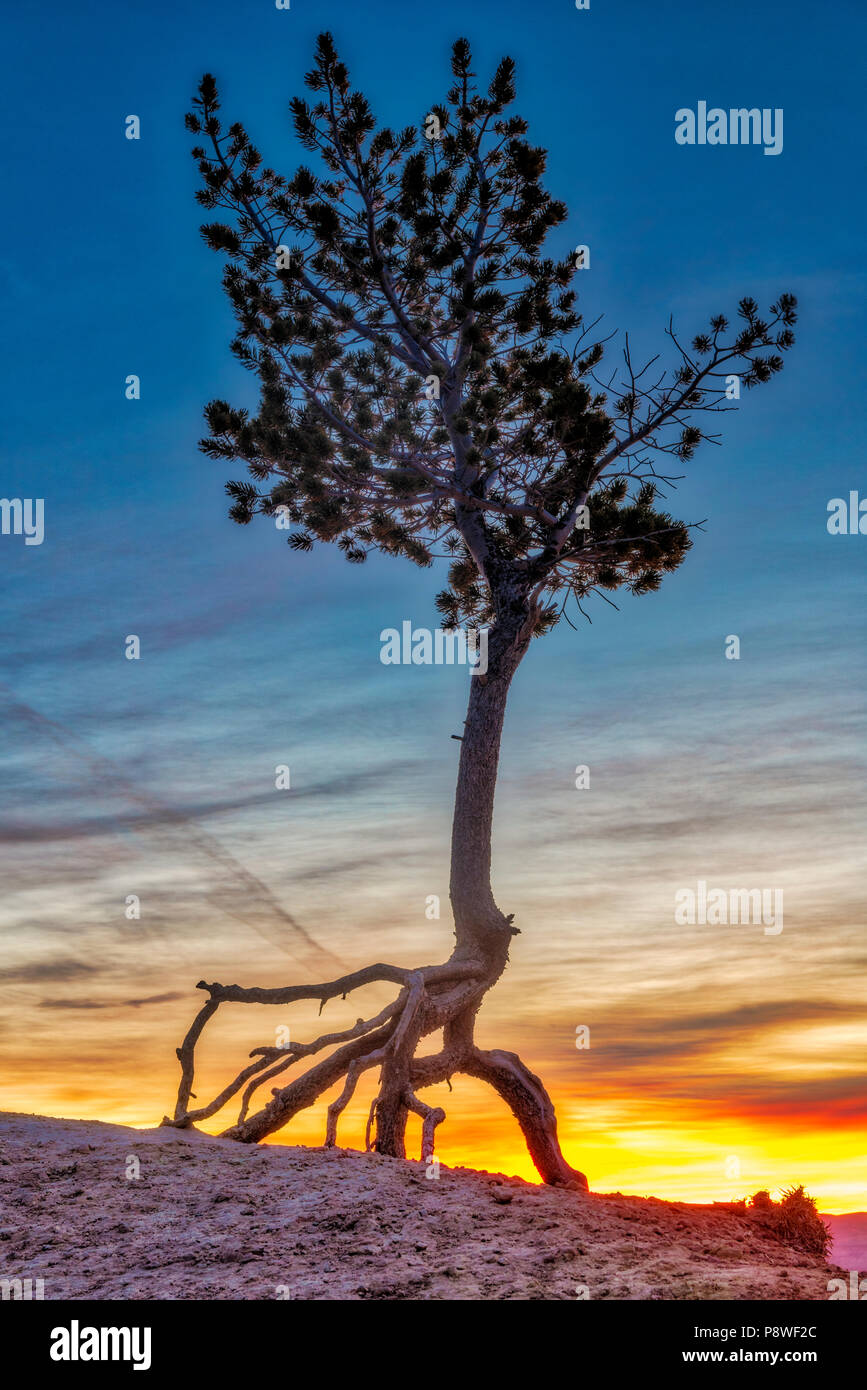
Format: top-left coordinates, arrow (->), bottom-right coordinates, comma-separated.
747,1186 -> 832,1259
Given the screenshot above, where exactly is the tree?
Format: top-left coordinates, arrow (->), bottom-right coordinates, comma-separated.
165,33 -> 797,1186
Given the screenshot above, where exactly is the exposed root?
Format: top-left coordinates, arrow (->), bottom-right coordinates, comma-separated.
325,1051 -> 386,1148
236,997 -> 404,1126
464,1046 -> 589,1190
403,1089 -> 446,1162
364,1095 -> 378,1153
164,955 -> 587,1188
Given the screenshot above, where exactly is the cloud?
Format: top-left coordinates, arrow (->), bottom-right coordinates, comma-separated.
39,992 -> 186,1011
0,685 -> 355,971
0,960 -> 98,984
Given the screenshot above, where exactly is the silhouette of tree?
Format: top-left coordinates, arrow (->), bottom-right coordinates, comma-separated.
167,33 -> 797,1185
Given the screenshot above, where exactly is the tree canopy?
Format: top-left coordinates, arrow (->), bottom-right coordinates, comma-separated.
186,31 -> 797,632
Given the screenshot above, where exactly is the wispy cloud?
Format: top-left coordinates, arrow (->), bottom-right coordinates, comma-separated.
39,992 -> 186,1010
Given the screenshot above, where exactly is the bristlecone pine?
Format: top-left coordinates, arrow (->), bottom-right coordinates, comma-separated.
165,33 -> 798,1186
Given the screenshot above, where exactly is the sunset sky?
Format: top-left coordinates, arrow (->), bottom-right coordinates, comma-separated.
1,0 -> 864,1212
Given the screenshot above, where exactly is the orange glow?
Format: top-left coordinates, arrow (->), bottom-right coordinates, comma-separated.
4,1064 -> 863,1214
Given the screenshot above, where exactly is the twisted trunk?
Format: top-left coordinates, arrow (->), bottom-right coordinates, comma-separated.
166,582 -> 587,1188
439,589 -> 586,1186
450,598 -> 534,961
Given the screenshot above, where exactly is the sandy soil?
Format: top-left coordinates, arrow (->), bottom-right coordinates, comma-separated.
0,1112 -> 846,1300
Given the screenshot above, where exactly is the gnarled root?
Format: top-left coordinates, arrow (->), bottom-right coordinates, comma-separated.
462,1047 -> 587,1189
163,954 -> 587,1189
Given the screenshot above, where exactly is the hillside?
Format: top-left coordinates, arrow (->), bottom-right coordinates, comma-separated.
0,1112 -> 851,1300
824,1212 -> 867,1273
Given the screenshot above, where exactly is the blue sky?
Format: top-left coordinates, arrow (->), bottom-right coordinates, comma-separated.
1,0 -> 865,1203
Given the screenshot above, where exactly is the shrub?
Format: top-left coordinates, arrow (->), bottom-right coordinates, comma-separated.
747,1185 -> 831,1259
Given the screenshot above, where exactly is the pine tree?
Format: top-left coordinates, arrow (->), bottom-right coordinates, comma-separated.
168,34 -> 797,1185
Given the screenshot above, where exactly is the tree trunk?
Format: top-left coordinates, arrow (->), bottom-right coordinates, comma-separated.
449,597 -> 535,965
436,592 -> 588,1187
168,583 -> 588,1188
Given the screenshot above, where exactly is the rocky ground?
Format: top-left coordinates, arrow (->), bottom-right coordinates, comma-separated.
0,1112 -> 850,1300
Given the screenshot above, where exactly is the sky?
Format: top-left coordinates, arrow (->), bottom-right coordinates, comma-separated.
1,0 -> 865,1211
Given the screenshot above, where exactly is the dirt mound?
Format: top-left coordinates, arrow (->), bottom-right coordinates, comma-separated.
0,1112 -> 844,1300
